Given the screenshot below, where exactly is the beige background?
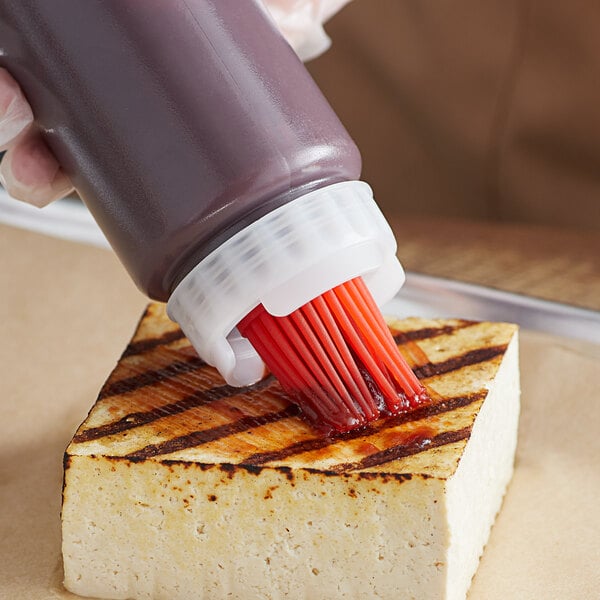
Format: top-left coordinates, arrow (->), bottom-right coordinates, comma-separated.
1,223 -> 599,599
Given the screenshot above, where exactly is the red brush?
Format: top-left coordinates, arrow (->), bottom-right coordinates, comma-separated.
238,276 -> 429,433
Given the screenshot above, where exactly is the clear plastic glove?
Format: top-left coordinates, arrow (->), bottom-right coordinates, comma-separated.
264,0 -> 351,61
0,68 -> 74,207
0,0 -> 349,208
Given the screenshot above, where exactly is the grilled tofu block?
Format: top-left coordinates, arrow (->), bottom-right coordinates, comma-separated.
62,303 -> 520,600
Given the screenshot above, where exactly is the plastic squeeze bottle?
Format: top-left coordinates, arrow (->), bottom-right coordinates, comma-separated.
0,0 -> 407,416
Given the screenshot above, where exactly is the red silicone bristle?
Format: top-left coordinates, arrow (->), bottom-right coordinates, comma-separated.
343,278 -> 427,405
302,299 -> 378,419
238,277 -> 430,432
289,309 -> 364,421
322,287 -> 401,403
241,309 -> 362,429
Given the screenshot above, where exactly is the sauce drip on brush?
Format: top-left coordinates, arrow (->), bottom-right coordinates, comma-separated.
239,276 -> 430,432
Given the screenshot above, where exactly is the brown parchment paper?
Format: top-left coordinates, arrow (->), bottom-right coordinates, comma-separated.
1,223 -> 599,599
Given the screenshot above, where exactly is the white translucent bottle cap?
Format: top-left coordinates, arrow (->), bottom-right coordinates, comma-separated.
167,181 -> 405,387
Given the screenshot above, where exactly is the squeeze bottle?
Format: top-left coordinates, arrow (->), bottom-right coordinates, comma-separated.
0,0 -> 404,387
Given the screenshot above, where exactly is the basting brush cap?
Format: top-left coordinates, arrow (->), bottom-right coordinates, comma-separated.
167,181 -> 405,387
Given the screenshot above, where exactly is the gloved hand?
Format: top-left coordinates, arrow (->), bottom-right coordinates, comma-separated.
265,0 -> 351,61
0,67 -> 73,207
0,0 -> 350,208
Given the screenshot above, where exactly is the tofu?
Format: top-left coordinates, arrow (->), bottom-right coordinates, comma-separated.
62,303 -> 520,600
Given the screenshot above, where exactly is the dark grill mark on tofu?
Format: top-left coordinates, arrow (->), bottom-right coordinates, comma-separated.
99,355 -> 206,399
331,427 -> 473,472
414,346 -> 507,379
73,376 -> 276,443
392,320 -> 475,344
122,329 -> 186,357
123,406 -> 300,460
